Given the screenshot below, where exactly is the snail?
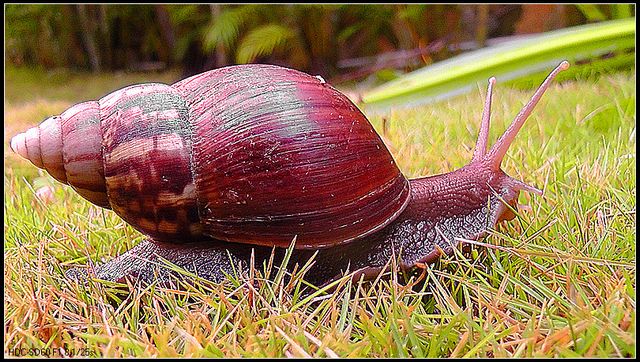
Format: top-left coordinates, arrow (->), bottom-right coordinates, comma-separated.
10,61 -> 569,287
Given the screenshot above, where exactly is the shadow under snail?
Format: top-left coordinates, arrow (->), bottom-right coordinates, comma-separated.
10,61 -> 570,287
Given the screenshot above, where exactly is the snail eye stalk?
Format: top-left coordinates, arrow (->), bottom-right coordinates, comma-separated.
484,61 -> 569,170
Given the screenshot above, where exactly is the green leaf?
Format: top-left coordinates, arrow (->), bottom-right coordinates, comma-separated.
612,4 -> 633,19
337,23 -> 363,44
362,18 -> 635,109
397,4 -> 428,22
235,24 -> 297,63
203,6 -> 255,52
575,4 -> 607,22
168,4 -> 201,25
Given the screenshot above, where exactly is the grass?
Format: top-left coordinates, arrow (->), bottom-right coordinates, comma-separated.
4,65 -> 636,357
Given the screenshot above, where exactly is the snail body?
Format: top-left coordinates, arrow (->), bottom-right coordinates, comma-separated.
11,62 -> 569,286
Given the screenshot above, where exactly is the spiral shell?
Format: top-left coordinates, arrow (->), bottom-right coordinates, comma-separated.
11,64 -> 411,249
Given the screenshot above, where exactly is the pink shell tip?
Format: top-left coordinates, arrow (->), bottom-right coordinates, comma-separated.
10,132 -> 28,159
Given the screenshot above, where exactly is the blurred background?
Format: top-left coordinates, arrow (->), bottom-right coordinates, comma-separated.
5,4 -> 636,85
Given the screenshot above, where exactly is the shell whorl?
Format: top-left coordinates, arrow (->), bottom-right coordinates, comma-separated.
174,64 -> 410,249
10,85 -> 202,242
11,101 -> 110,207
98,83 -> 202,241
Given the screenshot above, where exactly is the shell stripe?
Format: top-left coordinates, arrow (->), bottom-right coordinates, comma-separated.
58,101 -> 110,208
37,117 -> 67,183
99,83 -> 201,242
24,127 -> 44,168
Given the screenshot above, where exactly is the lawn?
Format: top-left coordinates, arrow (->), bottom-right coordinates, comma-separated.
4,65 -> 635,357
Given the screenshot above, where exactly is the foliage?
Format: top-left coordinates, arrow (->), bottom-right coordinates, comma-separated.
202,5 -> 256,52
575,4 -> 634,22
4,64 -> 635,358
235,24 -> 298,64
362,18 -> 635,108
5,4 -> 80,68
7,4 -> 633,77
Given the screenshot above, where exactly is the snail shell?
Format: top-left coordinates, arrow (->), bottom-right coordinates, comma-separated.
11,65 -> 410,249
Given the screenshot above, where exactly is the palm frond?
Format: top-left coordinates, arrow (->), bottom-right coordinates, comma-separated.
235,24 -> 297,64
168,4 -> 202,26
203,5 -> 256,52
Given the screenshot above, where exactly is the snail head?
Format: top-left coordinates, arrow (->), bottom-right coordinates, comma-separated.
465,61 -> 570,222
